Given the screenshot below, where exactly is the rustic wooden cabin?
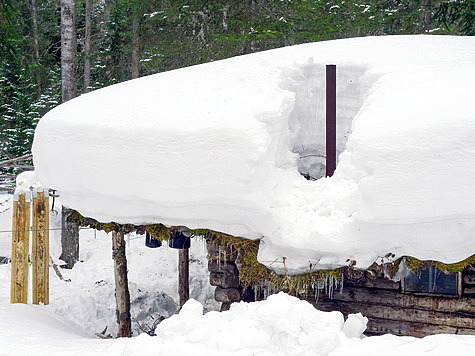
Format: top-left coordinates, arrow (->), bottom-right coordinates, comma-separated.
201,234 -> 475,337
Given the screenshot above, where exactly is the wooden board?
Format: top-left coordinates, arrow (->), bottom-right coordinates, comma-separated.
10,193 -> 30,304
32,190 -> 49,305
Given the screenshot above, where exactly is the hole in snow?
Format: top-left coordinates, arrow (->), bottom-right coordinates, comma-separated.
282,60 -> 377,180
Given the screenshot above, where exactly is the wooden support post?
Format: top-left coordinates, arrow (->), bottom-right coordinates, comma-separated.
112,229 -> 132,337
32,189 -> 49,305
10,193 -> 30,304
178,248 -> 190,307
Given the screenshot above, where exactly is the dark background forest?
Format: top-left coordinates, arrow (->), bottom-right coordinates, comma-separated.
0,0 -> 473,183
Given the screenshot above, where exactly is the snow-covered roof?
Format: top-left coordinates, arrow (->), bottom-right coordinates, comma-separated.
33,35 -> 475,272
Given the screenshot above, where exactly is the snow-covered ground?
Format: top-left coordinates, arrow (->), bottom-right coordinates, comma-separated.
1,192 -> 475,355
32,36 -> 475,273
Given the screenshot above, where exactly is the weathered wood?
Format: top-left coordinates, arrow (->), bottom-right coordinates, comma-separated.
178,248 -> 190,307
310,297 -> 474,329
10,193 -> 30,304
463,274 -> 475,284
215,287 -> 241,303
208,261 -> 239,275
207,243 -> 238,263
324,285 -> 473,313
366,317 -> 474,337
112,230 -> 132,337
210,272 -> 240,288
464,286 -> 475,295
60,207 -> 79,269
344,276 -> 400,290
32,190 -> 49,305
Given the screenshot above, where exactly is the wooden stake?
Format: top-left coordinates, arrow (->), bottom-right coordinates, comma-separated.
178,248 -> 190,307
112,230 -> 132,337
10,193 -> 30,304
32,190 -> 49,305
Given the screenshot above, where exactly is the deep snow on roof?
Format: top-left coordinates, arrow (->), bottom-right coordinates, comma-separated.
33,35 -> 475,272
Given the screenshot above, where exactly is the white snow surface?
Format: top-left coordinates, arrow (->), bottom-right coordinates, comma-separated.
33,35 -> 475,271
1,194 -> 475,354
1,292 -> 475,356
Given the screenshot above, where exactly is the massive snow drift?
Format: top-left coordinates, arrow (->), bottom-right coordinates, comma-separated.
33,36 -> 475,271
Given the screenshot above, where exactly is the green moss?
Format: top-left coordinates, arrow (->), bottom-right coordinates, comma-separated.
436,254 -> 475,273
388,255 -> 475,276
65,210 -> 475,292
404,256 -> 427,272
144,224 -> 170,242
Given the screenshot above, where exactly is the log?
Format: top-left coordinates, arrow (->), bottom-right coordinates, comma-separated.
112,230 -> 131,337
321,285 -> 473,313
210,272 -> 240,288
464,286 -> 475,295
0,153 -> 32,167
215,287 -> 241,303
178,248 -> 189,307
366,317 -> 474,337
207,243 -> 238,263
344,276 -> 400,290
463,274 -> 475,285
10,193 -> 30,304
60,207 -> 79,269
32,190 -> 49,305
308,297 -> 474,329
208,261 -> 239,275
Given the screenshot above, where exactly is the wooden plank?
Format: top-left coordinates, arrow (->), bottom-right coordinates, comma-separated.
324,285 -> 474,313
178,248 -> 190,307
32,192 -> 38,304
10,197 -> 19,303
309,297 -> 474,329
10,193 -> 30,303
32,190 -> 49,305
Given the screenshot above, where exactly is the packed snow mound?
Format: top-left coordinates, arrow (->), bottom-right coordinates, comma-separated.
33,35 -> 475,271
132,293 -> 366,356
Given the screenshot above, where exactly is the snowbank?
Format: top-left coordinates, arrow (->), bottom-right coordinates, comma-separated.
1,293 -> 474,356
32,36 -> 475,271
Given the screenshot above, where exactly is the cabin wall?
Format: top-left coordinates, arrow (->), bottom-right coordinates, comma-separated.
204,234 -> 475,337
303,265 -> 475,337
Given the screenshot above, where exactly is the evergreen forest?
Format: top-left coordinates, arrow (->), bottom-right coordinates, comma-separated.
0,0 -> 473,184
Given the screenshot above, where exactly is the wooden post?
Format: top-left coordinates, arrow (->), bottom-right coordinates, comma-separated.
10,193 -> 30,304
32,189 -> 49,305
178,248 -> 190,307
111,229 -> 132,337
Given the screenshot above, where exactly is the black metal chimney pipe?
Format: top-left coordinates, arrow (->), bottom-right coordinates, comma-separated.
326,65 -> 336,177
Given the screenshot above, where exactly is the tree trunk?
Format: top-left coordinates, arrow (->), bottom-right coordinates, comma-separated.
178,248 -> 189,307
130,16 -> 139,79
30,0 -> 41,95
60,207 -> 79,269
83,0 -> 92,93
61,0 -> 77,102
112,230 -> 132,337
60,0 -> 79,267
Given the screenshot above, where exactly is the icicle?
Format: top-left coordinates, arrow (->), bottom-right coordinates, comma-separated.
340,275 -> 344,294
329,276 -> 334,299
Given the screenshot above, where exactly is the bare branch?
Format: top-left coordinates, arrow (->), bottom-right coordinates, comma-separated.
0,154 -> 33,167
